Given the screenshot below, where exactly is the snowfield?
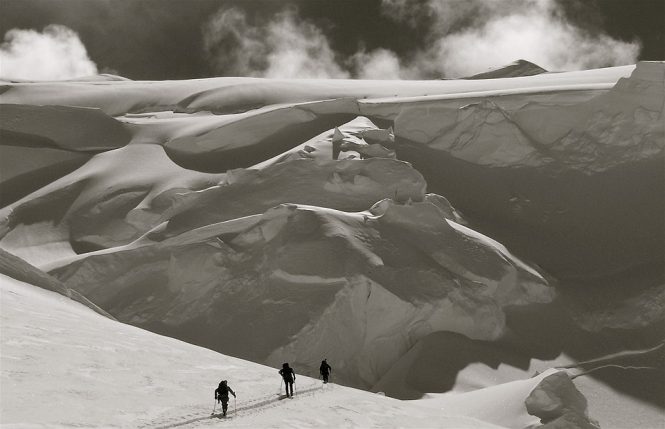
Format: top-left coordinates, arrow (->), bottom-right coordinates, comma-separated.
1,273 -> 531,428
1,61 -> 663,428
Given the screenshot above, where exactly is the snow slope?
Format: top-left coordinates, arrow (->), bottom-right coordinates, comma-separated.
2,273 -> 535,429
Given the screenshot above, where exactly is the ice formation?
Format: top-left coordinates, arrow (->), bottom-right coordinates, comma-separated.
1,61 -> 663,427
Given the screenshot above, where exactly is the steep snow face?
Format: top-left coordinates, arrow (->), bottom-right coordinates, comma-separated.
395,62 -> 664,279
163,158 -> 426,236
0,248 -> 112,318
51,201 -> 551,388
395,62 -> 664,172
1,275 -> 509,429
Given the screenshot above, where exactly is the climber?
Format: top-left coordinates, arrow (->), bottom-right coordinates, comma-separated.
320,359 -> 332,383
214,380 -> 236,417
279,362 -> 296,397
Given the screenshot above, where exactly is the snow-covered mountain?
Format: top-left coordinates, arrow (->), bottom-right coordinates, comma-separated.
1,61 -> 663,427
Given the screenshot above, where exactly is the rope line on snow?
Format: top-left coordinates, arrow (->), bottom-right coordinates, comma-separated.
150,383 -> 326,429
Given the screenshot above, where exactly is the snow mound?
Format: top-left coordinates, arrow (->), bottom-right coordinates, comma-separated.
373,327 -> 664,428
416,368 -> 568,428
49,200 -> 551,389
525,371 -> 598,428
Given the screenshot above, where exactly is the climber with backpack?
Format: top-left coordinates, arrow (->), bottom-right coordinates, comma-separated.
320,359 -> 332,383
279,362 -> 296,398
214,380 -> 236,417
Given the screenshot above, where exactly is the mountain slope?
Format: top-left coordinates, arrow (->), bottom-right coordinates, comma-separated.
1,273 -> 558,429
49,199 -> 551,389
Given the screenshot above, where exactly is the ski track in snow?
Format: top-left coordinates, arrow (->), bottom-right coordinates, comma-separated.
148,382 -> 329,428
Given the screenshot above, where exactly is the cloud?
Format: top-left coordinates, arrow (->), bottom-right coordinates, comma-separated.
204,8 -> 348,79
381,0 -> 640,77
352,48 -> 403,80
0,25 -> 98,80
203,1 -> 640,80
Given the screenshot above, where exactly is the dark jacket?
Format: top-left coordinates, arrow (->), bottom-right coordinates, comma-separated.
215,383 -> 236,401
279,366 -> 296,382
320,361 -> 331,375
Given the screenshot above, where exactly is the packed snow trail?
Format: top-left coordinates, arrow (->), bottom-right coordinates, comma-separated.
150,383 -> 329,428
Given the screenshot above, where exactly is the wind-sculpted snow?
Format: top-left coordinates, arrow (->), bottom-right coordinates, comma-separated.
0,123 -> 422,268
163,158 -> 426,236
0,144 -> 224,267
0,66 -> 633,116
0,104 -> 130,204
50,200 -> 551,389
0,104 -> 130,152
252,116 -> 390,168
163,98 -> 360,172
0,62 -> 661,424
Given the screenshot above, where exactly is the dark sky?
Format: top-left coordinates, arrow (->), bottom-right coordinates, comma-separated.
1,0 -> 663,80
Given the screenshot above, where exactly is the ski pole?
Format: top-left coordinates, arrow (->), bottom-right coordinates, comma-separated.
279,379 -> 283,394
211,398 -> 217,415
234,397 -> 237,415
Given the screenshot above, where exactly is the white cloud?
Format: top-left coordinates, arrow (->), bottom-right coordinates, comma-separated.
382,0 -> 640,77
353,48 -> 403,80
203,1 -> 640,80
204,8 -> 348,79
0,25 -> 98,80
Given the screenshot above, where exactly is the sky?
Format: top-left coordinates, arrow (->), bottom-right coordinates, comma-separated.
0,0 -> 663,80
